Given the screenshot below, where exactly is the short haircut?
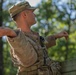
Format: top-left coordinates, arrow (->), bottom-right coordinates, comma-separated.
12,13 -> 21,21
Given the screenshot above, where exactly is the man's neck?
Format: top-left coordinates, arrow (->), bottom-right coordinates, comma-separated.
16,21 -> 32,33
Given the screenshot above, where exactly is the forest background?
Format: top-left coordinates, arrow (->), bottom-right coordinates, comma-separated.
0,0 -> 76,75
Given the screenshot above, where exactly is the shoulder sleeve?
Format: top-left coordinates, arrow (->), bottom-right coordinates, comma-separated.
6,29 -> 28,48
6,30 -> 37,67
45,35 -> 56,49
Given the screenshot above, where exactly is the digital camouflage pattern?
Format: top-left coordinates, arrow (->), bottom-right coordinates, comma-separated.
8,1 -> 61,75
7,29 -> 61,75
9,1 -> 36,17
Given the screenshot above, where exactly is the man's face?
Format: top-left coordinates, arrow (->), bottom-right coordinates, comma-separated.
24,9 -> 36,26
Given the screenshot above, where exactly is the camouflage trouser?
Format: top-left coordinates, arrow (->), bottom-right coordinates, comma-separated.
17,69 -> 38,75
17,70 -> 52,75
17,66 -> 53,75
17,62 -> 61,75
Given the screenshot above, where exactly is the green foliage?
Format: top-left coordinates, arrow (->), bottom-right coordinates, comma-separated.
33,0 -> 76,61
2,1 -> 18,75
3,41 -> 17,75
1,0 -> 76,75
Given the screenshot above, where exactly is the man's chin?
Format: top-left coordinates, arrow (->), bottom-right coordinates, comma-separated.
33,21 -> 37,25
30,21 -> 37,26
31,22 -> 36,27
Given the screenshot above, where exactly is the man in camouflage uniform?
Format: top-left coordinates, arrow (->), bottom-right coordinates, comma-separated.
0,1 -> 68,75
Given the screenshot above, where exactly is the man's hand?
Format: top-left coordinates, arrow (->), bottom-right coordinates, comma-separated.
54,31 -> 69,40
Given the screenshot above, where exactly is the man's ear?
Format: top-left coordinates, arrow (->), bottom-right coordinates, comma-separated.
21,11 -> 26,18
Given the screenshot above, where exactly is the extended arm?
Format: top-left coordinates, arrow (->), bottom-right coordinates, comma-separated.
54,31 -> 68,40
46,31 -> 68,49
0,27 -> 17,37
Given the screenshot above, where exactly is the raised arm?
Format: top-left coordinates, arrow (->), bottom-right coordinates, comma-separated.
46,31 -> 68,49
0,27 -> 17,37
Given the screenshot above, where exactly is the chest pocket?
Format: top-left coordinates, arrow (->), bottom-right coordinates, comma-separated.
24,35 -> 40,56
24,35 -> 44,62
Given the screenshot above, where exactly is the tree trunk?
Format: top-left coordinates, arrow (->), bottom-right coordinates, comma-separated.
0,0 -> 4,75
65,17 -> 71,60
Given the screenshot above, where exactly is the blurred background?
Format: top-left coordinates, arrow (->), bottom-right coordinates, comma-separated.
0,0 -> 76,75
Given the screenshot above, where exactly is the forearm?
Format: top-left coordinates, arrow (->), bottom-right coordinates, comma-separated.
0,27 -> 16,37
54,31 -> 68,40
45,31 -> 68,49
